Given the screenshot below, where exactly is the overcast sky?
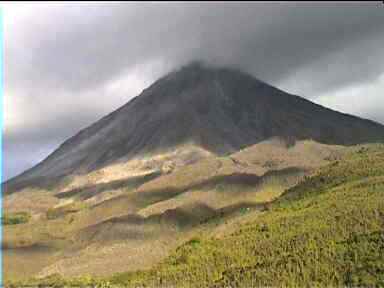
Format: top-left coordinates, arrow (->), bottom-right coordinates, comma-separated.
3,2 -> 384,180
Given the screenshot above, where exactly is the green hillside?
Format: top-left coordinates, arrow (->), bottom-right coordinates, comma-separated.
9,144 -> 384,287
107,144 -> 384,287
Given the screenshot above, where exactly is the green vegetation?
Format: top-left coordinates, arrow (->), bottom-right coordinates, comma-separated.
2,212 -> 31,225
6,144 -> 384,287
106,144 -> 384,287
184,237 -> 202,248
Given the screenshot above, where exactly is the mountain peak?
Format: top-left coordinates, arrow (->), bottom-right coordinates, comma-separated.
180,60 -> 208,70
173,61 -> 254,79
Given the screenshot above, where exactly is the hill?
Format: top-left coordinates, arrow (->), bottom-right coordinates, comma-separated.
109,144 -> 384,287
3,140 -> 344,283
10,143 -> 383,287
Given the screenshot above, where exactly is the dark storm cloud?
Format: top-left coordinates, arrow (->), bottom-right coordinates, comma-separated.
5,2 -> 384,180
9,3 -> 384,92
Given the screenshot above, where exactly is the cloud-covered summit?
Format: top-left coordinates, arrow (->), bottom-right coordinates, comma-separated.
4,2 -> 384,179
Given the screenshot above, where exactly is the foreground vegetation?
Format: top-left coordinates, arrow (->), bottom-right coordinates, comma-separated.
6,144 -> 384,287
2,212 -> 31,226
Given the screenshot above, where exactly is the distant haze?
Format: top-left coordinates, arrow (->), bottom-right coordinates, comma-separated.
3,2 -> 384,180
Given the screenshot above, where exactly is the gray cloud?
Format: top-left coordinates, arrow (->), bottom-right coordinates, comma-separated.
5,2 -> 384,180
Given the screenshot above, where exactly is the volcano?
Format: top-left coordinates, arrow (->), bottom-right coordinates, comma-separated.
5,62 -> 384,193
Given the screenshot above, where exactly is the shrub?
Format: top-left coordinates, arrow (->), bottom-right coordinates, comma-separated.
2,212 -> 31,225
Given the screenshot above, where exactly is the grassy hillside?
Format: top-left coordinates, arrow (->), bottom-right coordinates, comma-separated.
117,144 -> 382,287
7,144 -> 384,287
4,140 -> 340,282
102,144 -> 383,287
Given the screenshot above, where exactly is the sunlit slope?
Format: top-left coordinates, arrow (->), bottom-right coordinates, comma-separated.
104,144 -> 384,287
3,140 -> 342,283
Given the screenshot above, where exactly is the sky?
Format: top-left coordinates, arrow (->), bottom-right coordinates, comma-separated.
2,2 -> 384,180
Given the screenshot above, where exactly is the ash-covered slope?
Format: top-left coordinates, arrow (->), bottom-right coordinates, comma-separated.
5,62 -> 384,192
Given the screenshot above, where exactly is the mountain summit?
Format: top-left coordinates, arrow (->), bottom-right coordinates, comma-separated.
5,62 -> 384,192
